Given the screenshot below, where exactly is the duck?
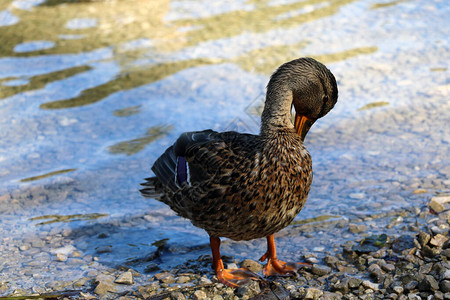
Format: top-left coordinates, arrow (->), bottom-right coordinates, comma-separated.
140,57 -> 338,287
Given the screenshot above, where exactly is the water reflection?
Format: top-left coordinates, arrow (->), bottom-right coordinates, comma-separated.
0,65 -> 90,99
108,125 -> 173,156
39,58 -> 216,109
30,213 -> 108,225
20,168 -> 77,182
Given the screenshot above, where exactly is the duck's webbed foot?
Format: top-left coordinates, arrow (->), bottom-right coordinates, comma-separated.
215,259 -> 260,288
259,234 -> 311,277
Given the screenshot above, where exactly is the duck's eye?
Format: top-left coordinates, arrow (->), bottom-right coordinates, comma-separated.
323,95 -> 328,102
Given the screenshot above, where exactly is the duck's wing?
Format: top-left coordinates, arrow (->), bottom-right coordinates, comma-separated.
140,129 -> 257,197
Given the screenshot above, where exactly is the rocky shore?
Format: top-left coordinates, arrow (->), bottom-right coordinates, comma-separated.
1,195 -> 449,300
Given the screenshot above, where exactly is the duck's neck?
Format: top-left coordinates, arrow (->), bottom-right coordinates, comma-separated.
260,86 -> 294,136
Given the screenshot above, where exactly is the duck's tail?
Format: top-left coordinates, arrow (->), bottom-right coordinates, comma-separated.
140,145 -> 188,198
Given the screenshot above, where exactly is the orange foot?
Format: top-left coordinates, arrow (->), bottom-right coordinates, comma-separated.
259,234 -> 311,277
261,256 -> 311,276
215,259 -> 261,288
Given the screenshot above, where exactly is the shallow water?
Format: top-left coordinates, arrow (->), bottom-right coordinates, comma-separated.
0,0 -> 449,293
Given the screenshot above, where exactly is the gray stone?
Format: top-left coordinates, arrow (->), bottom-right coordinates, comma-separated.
404,280 -> 419,291
418,275 -> 439,291
323,255 -> 339,267
441,249 -> 450,258
321,291 -> 343,299
235,280 -> 261,298
94,281 -> 116,295
193,290 -> 207,300
348,278 -> 362,289
440,280 -> 450,293
332,279 -> 349,294
304,287 -> 323,299
158,273 -> 175,284
240,259 -> 263,273
382,263 -> 396,273
199,276 -> 212,285
368,264 -> 385,281
171,292 -> 186,300
95,245 -> 112,254
311,264 -> 331,276
349,223 -> 366,234
176,275 -> 192,284
362,280 -> 379,291
442,270 -> 450,281
393,286 -> 404,294
418,232 -> 431,247
115,271 -> 133,285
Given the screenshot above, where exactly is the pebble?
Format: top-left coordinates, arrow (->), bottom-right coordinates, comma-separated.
94,281 -> 116,295
393,286 -> 404,294
418,231 -> 431,246
440,280 -> 450,293
55,253 -> 67,261
193,290 -> 207,300
311,264 -> 331,276
155,272 -> 175,284
235,280 -> 261,298
362,280 -> 379,291
176,275 -> 192,284
115,271 -> 133,285
349,223 -> 366,233
304,287 -> 323,299
240,259 -> 263,273
430,234 -> 448,247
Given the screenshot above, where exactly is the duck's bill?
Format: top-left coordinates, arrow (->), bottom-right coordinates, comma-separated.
294,114 -> 315,142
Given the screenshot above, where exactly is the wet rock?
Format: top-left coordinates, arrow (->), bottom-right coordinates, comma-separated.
321,291 -> 343,299
418,275 -> 439,291
429,196 -> 450,213
311,264 -> 331,276
56,253 -> 67,261
440,280 -> 450,293
154,272 -> 175,284
393,286 -> 404,294
171,292 -> 186,300
391,235 -> 415,253
381,263 -> 396,273
348,277 -> 362,289
79,292 -> 96,299
176,275 -> 192,284
115,271 -> 133,285
332,278 -> 349,294
235,280 -> 260,298
193,290 -> 207,300
199,276 -> 212,285
368,264 -> 385,281
418,231 -> 431,246
404,280 -> 419,291
240,259 -> 263,273
441,249 -> 450,258
362,280 -> 379,291
144,263 -> 160,273
304,287 -> 323,299
323,255 -> 339,267
430,234 -> 448,247
95,245 -> 112,254
422,245 -> 440,258
349,223 -> 366,234
94,281 -> 116,295
441,270 -> 450,281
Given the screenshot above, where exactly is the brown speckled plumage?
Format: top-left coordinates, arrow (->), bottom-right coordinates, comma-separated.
140,57 -> 338,287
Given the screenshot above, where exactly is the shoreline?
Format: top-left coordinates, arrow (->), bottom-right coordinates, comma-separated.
2,196 -> 449,299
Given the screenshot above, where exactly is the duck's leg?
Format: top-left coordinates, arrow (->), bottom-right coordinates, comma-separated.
259,234 -> 311,276
210,237 -> 260,287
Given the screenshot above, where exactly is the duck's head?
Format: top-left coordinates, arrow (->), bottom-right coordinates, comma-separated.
263,57 -> 338,141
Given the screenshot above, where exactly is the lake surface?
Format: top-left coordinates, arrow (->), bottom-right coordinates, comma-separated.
0,0 -> 448,294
